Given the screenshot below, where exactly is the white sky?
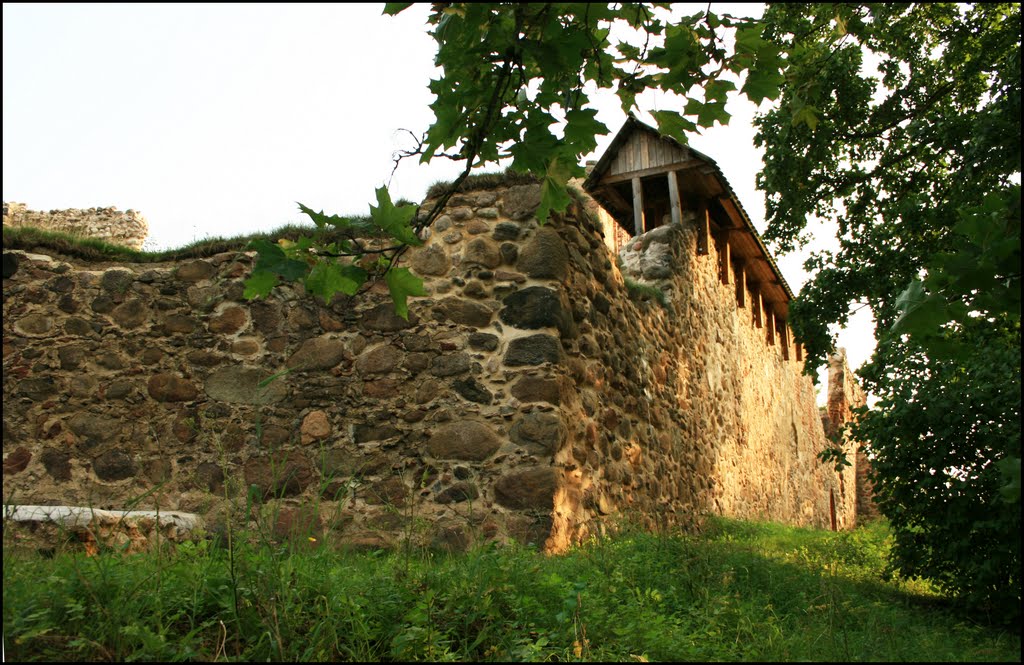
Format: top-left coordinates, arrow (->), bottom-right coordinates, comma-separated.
2,3 -> 875,386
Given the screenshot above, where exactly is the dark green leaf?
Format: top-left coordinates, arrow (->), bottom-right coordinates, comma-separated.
382,3 -> 413,16
385,267 -> 426,321
305,262 -> 368,302
790,105 -> 819,131
509,113 -> 560,174
243,270 -> 279,300
996,457 -> 1021,504
298,203 -> 354,231
705,78 -> 737,103
536,157 -> 573,225
563,108 -> 609,157
248,238 -> 309,281
742,68 -> 784,105
369,186 -> 422,246
651,110 -> 696,143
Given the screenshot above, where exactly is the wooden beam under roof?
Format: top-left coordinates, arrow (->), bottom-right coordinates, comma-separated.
717,230 -> 731,285
713,196 -> 746,229
599,158 -> 703,185
596,185 -> 633,216
735,260 -> 746,308
696,202 -> 710,255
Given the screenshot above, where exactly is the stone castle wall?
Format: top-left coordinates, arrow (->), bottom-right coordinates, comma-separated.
2,184 -> 860,551
3,202 -> 149,251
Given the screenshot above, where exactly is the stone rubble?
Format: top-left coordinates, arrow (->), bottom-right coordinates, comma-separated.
3,201 -> 149,251
3,505 -> 202,555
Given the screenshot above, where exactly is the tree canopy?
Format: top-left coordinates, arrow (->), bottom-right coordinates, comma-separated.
753,3 -> 1020,618
755,3 -> 1020,367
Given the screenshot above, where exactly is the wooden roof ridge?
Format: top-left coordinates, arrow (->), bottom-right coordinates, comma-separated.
583,114 -> 795,303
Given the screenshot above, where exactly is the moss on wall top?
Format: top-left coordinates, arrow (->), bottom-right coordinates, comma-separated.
424,169 -> 540,199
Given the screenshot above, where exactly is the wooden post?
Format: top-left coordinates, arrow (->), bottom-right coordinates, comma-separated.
719,232 -> 731,285
735,261 -> 746,307
795,341 -> 803,362
829,490 -> 837,532
752,288 -> 763,328
781,321 -> 790,360
696,202 -> 709,255
765,304 -> 775,345
631,177 -> 645,236
667,170 -> 682,227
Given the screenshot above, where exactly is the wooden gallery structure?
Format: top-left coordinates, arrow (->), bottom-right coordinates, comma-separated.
584,115 -> 803,361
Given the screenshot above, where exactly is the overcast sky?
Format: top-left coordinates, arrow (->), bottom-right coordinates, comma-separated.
2,3 -> 875,382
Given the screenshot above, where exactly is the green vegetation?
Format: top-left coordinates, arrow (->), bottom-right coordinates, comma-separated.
2,221 -> 367,263
855,318 -> 1020,618
624,277 -> 668,308
4,518 -> 1019,662
424,168 -> 540,200
10,0 -> 1018,627
753,3 -> 1021,619
757,3 -> 1020,366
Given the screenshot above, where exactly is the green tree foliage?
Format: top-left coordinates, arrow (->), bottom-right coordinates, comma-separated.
754,3 -> 1020,367
858,321 -> 1020,617
753,3 -> 1020,619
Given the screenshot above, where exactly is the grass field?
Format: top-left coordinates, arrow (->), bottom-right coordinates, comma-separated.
3,517 -> 1019,661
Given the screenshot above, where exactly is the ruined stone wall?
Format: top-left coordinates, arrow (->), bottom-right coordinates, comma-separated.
2,184 -> 859,552
823,350 -> 875,521
3,202 -> 148,251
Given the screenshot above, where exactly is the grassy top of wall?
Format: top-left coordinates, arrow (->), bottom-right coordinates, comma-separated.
424,168 -> 540,199
1,170 -> 571,264
2,222 -> 356,264
2,170 -> 546,263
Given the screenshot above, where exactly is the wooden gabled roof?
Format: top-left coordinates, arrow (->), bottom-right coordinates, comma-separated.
583,115 -> 795,314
